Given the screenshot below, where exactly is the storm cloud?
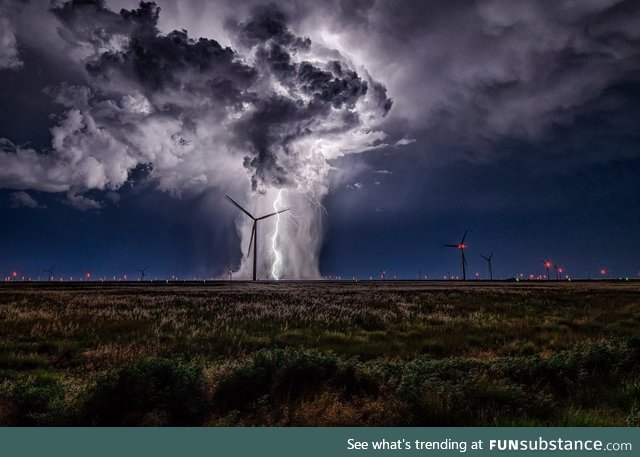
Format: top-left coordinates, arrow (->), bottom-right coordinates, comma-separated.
1,0 -> 639,279
305,0 -> 640,148
0,0 -> 393,278
0,1 -> 391,202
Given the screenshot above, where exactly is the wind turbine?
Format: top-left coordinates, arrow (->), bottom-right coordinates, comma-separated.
43,265 -> 55,281
553,263 -> 560,281
226,195 -> 289,281
445,230 -> 468,280
227,265 -> 233,281
541,260 -> 551,280
480,253 -> 494,280
137,266 -> 148,282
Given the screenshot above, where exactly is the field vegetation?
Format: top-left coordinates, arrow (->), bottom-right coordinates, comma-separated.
0,281 -> 639,426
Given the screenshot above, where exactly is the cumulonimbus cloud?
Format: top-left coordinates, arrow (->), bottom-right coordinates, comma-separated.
0,1 -> 391,200
0,0 -> 392,278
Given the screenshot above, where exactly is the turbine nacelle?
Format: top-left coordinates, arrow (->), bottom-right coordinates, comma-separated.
444,230 -> 468,280
540,260 -> 552,280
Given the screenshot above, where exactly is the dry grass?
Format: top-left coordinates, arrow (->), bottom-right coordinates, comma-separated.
0,280 -> 638,425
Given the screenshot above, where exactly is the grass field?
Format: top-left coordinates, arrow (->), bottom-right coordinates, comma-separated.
0,281 -> 639,426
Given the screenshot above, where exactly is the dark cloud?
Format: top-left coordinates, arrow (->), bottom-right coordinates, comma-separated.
54,0 -> 132,47
269,0 -> 640,159
229,3 -> 311,50
80,1 -> 257,102
222,3 -> 392,190
87,28 -> 257,103
0,0 -> 391,202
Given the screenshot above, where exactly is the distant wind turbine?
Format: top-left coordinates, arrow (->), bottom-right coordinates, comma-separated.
43,265 -> 55,281
226,195 -> 289,281
137,266 -> 148,282
480,253 -> 494,280
445,230 -> 468,280
227,265 -> 233,281
541,260 -> 552,280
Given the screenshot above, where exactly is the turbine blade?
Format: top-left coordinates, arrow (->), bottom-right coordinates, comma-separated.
226,195 -> 255,220
247,221 -> 256,256
461,230 -> 467,244
444,244 -> 458,248
480,255 -> 489,261
489,252 -> 493,260
257,208 -> 290,220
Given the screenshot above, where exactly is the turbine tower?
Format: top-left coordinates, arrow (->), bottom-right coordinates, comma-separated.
227,265 -> 233,281
480,253 -> 494,280
43,265 -> 55,281
445,230 -> 468,281
226,195 -> 289,281
137,266 -> 148,282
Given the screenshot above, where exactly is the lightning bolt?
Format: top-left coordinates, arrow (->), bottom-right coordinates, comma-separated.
304,189 -> 328,215
270,189 -> 285,280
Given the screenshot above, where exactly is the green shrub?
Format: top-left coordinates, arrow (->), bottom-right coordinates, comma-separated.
84,358 -> 208,426
626,407 -> 640,427
333,358 -> 381,397
11,373 -> 66,425
214,349 -> 339,411
500,342 -> 640,404
398,356 -> 556,425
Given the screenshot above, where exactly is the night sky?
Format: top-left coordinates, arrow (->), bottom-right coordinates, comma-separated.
1,0 -> 639,280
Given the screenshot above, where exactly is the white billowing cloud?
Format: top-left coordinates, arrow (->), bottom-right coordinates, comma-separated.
395,138 -> 415,146
10,191 -> 40,208
346,182 -> 364,190
0,16 -> 22,69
